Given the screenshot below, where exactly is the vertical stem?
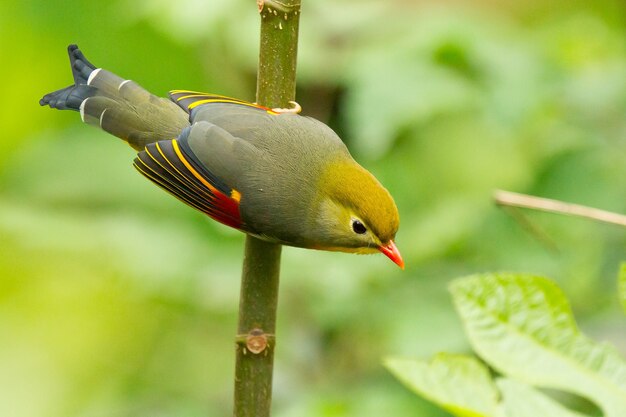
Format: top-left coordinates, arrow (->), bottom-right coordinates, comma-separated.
233,1 -> 301,417
234,238 -> 282,417
256,0 -> 301,108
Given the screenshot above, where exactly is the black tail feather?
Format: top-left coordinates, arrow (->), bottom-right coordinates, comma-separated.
39,44 -> 97,111
67,44 -> 97,84
39,84 -> 95,111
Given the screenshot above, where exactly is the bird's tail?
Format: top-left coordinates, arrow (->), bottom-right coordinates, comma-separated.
40,45 -> 189,150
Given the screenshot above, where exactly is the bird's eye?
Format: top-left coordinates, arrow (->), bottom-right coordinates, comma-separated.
351,219 -> 367,234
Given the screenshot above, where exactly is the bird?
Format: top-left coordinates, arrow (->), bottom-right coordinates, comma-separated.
40,45 -> 403,268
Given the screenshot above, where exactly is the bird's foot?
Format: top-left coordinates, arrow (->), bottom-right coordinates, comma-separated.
271,101 -> 302,114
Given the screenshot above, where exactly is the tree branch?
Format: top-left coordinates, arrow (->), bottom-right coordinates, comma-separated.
233,2 -> 301,417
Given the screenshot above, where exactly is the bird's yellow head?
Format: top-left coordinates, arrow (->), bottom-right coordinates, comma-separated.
313,159 -> 403,268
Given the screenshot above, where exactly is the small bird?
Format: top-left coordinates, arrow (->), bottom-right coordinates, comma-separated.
40,45 -> 403,268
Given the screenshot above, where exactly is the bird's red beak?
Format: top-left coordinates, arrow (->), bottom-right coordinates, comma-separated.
379,240 -> 404,269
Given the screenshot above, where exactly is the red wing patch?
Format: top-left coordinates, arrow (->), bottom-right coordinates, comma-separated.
133,139 -> 243,230
169,90 -> 279,115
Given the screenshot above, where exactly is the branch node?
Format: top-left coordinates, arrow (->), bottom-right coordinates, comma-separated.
236,328 -> 275,354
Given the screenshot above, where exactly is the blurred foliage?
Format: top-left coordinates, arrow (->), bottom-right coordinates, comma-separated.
388,274 -> 626,417
1,0 -> 625,416
617,264 -> 626,312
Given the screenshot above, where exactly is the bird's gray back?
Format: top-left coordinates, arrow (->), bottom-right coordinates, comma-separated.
191,103 -> 351,245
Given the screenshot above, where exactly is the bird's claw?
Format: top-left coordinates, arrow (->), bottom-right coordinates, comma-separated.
271,101 -> 302,114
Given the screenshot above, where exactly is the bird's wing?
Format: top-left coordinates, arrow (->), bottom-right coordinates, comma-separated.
169,90 -> 279,115
169,90 -> 287,145
133,121 -> 250,230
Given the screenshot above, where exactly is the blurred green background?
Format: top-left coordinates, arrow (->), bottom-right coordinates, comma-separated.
1,1 -> 625,416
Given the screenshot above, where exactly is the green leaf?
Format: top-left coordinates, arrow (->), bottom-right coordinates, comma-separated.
618,263 -> 626,313
497,379 -> 590,417
384,353 -> 501,417
450,274 -> 626,417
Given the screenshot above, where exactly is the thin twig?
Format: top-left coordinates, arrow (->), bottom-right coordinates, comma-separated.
494,190 -> 626,227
